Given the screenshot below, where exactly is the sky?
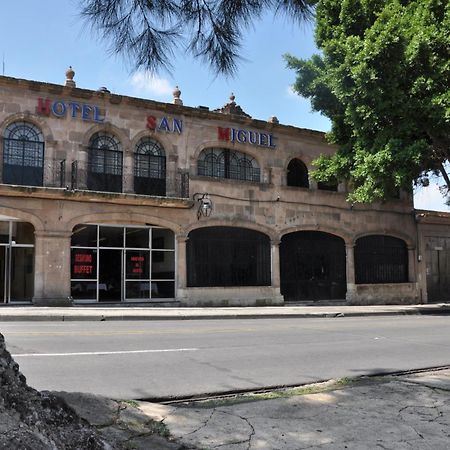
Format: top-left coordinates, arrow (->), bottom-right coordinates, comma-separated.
0,0 -> 448,212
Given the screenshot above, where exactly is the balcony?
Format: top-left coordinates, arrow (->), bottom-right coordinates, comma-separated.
0,159 -> 190,200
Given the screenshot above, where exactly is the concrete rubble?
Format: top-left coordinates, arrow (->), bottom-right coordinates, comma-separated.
0,333 -> 115,449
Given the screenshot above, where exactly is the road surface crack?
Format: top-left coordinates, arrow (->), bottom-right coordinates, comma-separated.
186,408 -> 216,436
215,410 -> 255,450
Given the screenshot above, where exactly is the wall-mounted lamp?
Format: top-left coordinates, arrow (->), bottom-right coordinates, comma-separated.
193,193 -> 213,220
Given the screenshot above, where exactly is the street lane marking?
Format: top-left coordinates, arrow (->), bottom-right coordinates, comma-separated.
3,327 -> 261,337
12,348 -> 199,357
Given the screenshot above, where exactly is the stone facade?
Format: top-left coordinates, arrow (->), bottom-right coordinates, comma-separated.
0,72 -> 448,306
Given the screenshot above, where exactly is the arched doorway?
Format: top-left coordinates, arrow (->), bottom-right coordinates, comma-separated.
0,220 -> 35,303
187,227 -> 270,287
280,231 -> 346,301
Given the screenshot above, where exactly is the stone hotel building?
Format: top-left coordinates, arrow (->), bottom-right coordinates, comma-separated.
0,68 -> 448,306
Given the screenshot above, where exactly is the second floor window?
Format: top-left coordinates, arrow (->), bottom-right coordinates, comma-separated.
134,138 -> 166,196
87,133 -> 122,193
287,158 -> 309,188
198,148 -> 260,182
3,121 -> 44,186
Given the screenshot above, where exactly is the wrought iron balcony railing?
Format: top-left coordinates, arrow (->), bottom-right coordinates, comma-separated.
0,159 -> 190,199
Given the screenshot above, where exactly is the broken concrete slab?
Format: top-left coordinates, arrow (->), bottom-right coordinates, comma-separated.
137,373 -> 450,450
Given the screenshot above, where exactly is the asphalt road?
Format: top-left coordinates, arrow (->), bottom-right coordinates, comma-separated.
1,315 -> 450,400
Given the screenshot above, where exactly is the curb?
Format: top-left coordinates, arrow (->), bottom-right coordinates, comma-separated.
0,309 -> 435,322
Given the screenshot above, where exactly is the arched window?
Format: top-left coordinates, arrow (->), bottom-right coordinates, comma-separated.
355,235 -> 408,284
187,227 -> 270,287
198,148 -> 260,182
3,121 -> 44,186
87,133 -> 122,193
287,159 -> 309,188
134,138 -> 166,196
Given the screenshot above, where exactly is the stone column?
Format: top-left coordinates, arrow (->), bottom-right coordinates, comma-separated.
345,244 -> 356,302
176,234 -> 189,299
43,140 -> 58,187
167,154 -> 179,197
407,246 -> 416,283
33,231 -> 72,306
122,152 -> 134,193
271,239 -> 281,289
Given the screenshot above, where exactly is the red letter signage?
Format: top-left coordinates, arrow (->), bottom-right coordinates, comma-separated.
218,127 -> 230,142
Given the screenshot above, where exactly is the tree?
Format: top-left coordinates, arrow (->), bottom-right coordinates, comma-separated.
79,0 -> 316,76
286,0 -> 450,204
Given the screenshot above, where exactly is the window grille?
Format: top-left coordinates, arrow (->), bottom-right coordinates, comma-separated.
198,148 -> 260,182
355,235 -> 408,284
87,133 -> 122,192
3,122 -> 44,186
134,138 -> 166,196
187,227 -> 270,287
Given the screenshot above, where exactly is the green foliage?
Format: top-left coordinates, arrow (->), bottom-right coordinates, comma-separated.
287,0 -> 450,203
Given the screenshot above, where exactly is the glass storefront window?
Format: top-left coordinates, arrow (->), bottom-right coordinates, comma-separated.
126,228 -> 149,248
152,228 -> 174,250
71,223 -> 175,302
126,281 -> 150,299
10,247 -> 34,301
152,252 -> 175,279
0,222 -> 9,244
71,281 -> 97,300
99,226 -> 124,247
71,249 -> 97,279
12,222 -> 34,244
72,225 -> 97,247
151,281 -> 175,298
126,250 -> 150,279
0,221 -> 35,303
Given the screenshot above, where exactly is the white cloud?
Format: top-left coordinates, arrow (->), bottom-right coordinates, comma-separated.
129,72 -> 173,98
414,182 -> 450,212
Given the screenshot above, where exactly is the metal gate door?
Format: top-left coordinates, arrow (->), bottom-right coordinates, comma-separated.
426,237 -> 450,302
280,231 -> 346,301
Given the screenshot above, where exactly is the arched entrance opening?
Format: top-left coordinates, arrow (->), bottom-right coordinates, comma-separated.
187,227 -> 271,287
70,224 -> 175,302
280,231 -> 346,301
0,220 -> 35,303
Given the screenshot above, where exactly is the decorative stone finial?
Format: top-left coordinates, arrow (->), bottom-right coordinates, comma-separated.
97,86 -> 110,94
65,66 -> 76,88
213,92 -> 251,118
268,116 -> 279,124
173,85 -> 183,105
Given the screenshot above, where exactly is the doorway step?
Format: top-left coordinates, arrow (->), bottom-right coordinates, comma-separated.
284,299 -> 347,307
74,301 -> 181,308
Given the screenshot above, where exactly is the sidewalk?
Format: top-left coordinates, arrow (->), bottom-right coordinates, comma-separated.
59,368 -> 450,449
0,302 -> 449,321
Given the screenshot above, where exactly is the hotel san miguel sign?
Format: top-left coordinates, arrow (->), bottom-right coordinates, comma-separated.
217,126 -> 276,149
35,98 -> 276,145
36,97 -> 183,134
